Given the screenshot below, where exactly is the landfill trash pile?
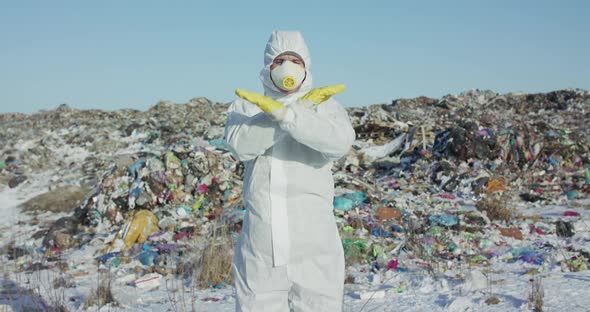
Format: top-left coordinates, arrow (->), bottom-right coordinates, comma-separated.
0,89 -> 589,311
0,98 -> 226,188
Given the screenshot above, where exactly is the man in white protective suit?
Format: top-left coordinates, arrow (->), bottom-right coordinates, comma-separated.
224,30 -> 356,312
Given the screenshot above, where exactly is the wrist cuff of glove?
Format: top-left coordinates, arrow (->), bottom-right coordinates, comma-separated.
269,106 -> 288,122
297,99 -> 317,109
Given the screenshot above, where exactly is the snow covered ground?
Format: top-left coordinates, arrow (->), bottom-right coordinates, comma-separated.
1,173 -> 589,312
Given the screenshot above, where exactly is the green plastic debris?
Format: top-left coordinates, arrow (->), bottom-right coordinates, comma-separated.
192,194 -> 206,211
479,239 -> 492,249
427,226 -> 442,236
464,234 -> 476,240
108,257 -> 121,268
342,239 -> 365,253
566,258 -> 588,272
177,205 -> 191,215
0,162 -> 5,169
342,239 -> 367,263
372,245 -> 384,258
165,151 -> 181,170
467,254 -> 488,264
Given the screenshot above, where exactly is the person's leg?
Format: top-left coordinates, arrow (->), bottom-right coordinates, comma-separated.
233,229 -> 291,312
287,252 -> 345,312
233,259 -> 290,312
284,196 -> 346,312
234,267 -> 289,312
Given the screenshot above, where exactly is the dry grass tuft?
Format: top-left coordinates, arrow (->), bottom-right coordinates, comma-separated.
485,296 -> 500,305
348,214 -> 371,231
344,274 -> 355,284
476,193 -> 513,222
84,273 -> 118,309
195,239 -> 234,288
528,275 -> 544,312
194,221 -> 235,288
401,217 -> 439,279
521,214 -> 542,223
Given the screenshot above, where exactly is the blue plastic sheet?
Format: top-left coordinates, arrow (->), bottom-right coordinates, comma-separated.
428,214 -> 458,227
511,247 -> 544,265
344,191 -> 367,205
98,252 -> 120,264
334,197 -> 354,211
136,250 -> 157,266
334,192 -> 367,211
210,139 -> 229,151
372,229 -> 393,237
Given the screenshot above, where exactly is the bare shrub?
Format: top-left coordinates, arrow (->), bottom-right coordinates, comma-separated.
528,275 -> 544,312
84,270 -> 117,309
165,219 -> 235,312
476,193 -> 513,222
195,222 -> 234,288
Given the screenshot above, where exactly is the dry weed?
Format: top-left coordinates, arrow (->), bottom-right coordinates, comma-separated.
84,271 -> 117,309
528,275 -> 544,312
476,193 -> 513,222
195,237 -> 234,288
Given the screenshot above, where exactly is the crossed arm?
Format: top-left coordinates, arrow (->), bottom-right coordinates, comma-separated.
224,86 -> 355,162
224,99 -> 288,161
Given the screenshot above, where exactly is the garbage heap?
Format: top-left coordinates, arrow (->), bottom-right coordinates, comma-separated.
1,89 -> 589,290
0,98 -> 226,188
335,88 -> 589,275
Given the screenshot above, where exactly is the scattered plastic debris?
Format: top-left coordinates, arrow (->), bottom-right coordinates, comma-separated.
0,90 -> 588,311
133,273 -> 163,290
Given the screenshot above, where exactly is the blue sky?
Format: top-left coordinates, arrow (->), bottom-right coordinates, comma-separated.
1,0 -> 589,113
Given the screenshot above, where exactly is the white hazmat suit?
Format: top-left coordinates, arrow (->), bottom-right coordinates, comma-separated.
225,31 -> 356,312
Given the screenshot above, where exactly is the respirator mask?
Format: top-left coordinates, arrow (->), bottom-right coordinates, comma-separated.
270,60 -> 306,92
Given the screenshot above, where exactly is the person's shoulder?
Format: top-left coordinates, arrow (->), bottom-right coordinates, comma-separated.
229,98 -> 248,110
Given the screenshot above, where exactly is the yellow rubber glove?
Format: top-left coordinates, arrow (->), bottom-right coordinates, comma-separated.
300,84 -> 346,105
235,89 -> 285,114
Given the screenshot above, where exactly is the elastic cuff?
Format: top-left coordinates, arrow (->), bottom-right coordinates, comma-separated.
279,106 -> 296,126
269,106 -> 288,122
297,99 -> 316,109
